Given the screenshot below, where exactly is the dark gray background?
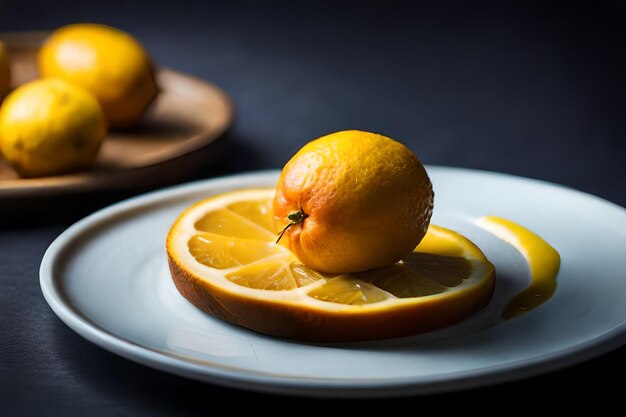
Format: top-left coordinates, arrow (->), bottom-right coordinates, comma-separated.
1,0 -> 624,415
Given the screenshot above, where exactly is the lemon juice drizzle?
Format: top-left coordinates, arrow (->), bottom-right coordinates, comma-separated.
475,215 -> 560,319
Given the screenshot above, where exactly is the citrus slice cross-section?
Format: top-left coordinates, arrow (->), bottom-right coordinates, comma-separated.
167,189 -> 495,342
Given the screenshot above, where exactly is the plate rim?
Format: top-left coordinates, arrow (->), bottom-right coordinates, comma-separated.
39,167 -> 626,397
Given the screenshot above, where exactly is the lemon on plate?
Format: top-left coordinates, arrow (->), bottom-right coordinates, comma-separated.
167,189 -> 495,342
0,78 -> 106,177
0,41 -> 10,99
274,130 -> 434,273
38,23 -> 159,128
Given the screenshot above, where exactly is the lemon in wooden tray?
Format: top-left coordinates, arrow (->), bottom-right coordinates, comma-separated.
167,131 -> 496,341
39,23 -> 158,128
0,78 -> 106,177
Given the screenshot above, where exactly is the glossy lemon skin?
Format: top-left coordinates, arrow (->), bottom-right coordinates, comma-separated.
274,130 -> 434,274
0,78 -> 106,177
38,23 -> 158,128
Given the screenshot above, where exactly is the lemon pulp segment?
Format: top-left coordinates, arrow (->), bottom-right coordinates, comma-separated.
188,195 -> 481,303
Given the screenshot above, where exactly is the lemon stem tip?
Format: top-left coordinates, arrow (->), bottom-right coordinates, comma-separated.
276,209 -> 307,244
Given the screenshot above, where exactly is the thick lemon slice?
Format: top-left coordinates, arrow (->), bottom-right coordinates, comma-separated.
167,189 -> 495,342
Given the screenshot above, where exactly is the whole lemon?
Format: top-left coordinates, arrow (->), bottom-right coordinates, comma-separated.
273,130 -> 434,274
38,23 -> 158,128
0,78 -> 106,177
0,41 -> 10,99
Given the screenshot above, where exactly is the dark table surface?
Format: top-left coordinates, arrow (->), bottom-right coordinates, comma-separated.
1,1 -> 625,414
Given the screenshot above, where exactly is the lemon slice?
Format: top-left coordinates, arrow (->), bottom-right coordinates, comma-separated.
167,189 -> 495,342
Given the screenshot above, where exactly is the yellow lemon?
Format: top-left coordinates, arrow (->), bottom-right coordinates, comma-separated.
0,41 -> 10,99
273,130 -> 434,273
0,78 -> 106,177
38,23 -> 158,128
167,189 -> 494,341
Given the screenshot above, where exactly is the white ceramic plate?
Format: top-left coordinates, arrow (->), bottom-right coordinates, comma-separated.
40,168 -> 626,397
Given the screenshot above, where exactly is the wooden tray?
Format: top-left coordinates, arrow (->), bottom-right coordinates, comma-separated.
0,32 -> 233,198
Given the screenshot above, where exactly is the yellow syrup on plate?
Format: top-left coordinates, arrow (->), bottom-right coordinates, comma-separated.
476,215 -> 561,319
